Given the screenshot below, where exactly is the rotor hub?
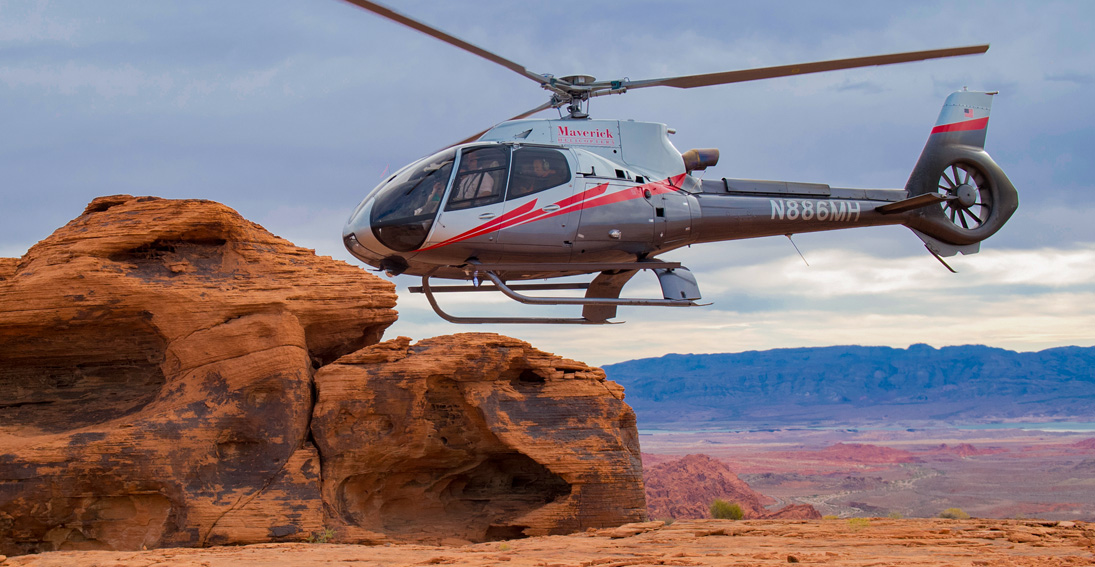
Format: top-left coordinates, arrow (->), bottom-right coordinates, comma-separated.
956,184 -> 977,207
560,74 -> 596,86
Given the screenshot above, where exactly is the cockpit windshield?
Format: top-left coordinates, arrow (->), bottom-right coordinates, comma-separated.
370,148 -> 455,252
366,144 -> 574,253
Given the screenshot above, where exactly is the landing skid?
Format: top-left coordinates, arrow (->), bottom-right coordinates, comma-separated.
409,260 -> 705,324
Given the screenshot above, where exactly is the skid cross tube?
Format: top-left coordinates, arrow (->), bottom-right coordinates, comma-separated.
413,260 -> 701,324
408,282 -> 589,293
477,270 -> 696,308
459,261 -> 683,272
418,272 -> 604,324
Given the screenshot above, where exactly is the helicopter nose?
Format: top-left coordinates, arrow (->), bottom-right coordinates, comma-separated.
343,202 -> 365,243
342,198 -> 385,265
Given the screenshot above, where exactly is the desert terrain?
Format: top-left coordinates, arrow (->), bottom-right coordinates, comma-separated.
4,197 -> 1092,566
4,518 -> 1092,567
641,426 -> 1095,522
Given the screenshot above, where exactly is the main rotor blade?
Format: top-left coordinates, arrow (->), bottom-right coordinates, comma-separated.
341,0 -> 547,85
620,45 -> 990,90
444,101 -> 555,150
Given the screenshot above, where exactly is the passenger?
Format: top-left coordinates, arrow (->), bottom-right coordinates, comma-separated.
531,157 -> 554,179
414,179 -> 446,215
513,158 -> 556,197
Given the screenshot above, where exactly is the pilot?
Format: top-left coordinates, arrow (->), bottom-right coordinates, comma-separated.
456,153 -> 494,201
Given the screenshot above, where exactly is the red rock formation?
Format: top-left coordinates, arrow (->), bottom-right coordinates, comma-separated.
311,334 -> 647,544
924,443 -> 1006,457
643,454 -> 819,520
1072,438 -> 1095,450
0,196 -> 397,555
0,196 -> 647,555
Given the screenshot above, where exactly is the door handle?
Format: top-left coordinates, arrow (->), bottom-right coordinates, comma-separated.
478,212 -> 496,220
542,204 -> 561,213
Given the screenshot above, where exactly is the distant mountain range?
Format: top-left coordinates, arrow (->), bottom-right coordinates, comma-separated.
601,345 -> 1095,428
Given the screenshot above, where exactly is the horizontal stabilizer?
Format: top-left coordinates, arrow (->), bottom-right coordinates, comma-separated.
912,228 -> 980,257
876,193 -> 947,215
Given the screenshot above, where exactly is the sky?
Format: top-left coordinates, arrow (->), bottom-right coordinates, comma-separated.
2,0 -> 1093,365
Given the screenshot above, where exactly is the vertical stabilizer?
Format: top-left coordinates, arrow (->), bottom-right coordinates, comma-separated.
903,91 -> 1017,250
928,90 -> 994,149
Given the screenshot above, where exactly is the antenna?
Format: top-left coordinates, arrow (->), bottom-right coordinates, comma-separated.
786,234 -> 809,267
925,245 -> 958,273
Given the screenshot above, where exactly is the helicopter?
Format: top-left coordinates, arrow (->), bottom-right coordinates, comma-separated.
341,0 -> 1019,325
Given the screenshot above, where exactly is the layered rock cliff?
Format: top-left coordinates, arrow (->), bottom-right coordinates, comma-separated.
0,196 -> 645,555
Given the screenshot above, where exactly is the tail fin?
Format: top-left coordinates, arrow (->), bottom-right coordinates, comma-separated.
903,91 -> 1019,255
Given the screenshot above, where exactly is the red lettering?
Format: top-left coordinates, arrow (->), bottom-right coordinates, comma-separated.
557,126 -> 614,139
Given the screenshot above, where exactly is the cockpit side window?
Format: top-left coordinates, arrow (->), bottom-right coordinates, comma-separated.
507,148 -> 571,199
446,146 -> 509,211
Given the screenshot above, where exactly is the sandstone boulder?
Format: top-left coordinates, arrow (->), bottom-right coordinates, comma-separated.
312,334 -> 647,543
0,195 -> 397,554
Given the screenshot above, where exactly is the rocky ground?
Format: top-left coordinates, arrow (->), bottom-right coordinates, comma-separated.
4,519 -> 1092,566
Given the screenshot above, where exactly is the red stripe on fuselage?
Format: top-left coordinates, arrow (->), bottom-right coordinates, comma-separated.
930,116 -> 989,134
555,183 -> 609,209
416,198 -> 540,251
420,184 -> 615,251
479,183 -> 613,235
413,174 -> 687,252
569,174 -> 684,213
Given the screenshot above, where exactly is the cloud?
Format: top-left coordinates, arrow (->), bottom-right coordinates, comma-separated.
0,61 -> 171,98
378,245 -> 1095,365
1045,72 -> 1094,85
747,246 -> 1095,296
834,80 -> 887,94
0,1 -> 80,43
